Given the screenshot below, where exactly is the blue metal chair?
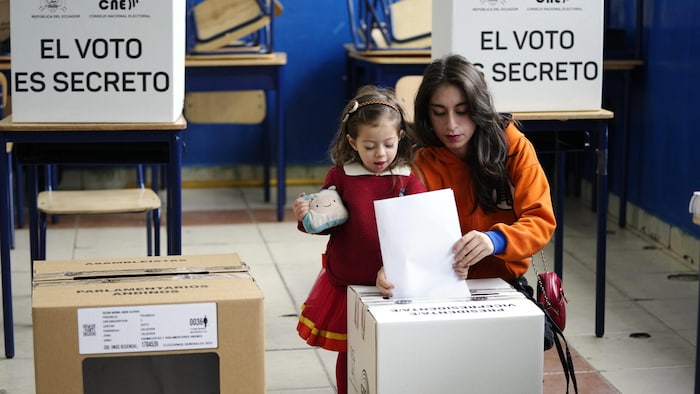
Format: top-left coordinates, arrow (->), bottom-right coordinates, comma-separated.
347,0 -> 432,51
34,164 -> 162,260
186,0 -> 281,54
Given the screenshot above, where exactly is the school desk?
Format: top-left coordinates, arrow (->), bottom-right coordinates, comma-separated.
185,52 -> 287,221
0,115 -> 187,359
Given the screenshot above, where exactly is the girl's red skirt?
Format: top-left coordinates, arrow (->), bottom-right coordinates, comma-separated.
297,269 -> 347,352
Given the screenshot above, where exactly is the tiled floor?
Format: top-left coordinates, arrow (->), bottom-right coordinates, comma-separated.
0,185 -> 697,393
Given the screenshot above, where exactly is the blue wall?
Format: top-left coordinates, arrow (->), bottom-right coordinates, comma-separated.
622,0 -> 700,238
184,1 -> 350,168
183,1 -> 700,239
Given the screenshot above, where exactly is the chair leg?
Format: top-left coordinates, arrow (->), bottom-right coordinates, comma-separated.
154,208 -> 161,256
146,212 -> 153,257
7,151 -> 14,249
39,211 -> 47,261
13,159 -> 24,228
47,165 -> 59,225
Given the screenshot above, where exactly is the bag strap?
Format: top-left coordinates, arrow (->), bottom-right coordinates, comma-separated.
531,251 -> 555,309
548,310 -> 578,393
519,278 -> 578,394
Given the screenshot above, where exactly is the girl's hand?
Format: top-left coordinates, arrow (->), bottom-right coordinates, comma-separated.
376,267 -> 395,297
292,193 -> 310,221
451,230 -> 494,279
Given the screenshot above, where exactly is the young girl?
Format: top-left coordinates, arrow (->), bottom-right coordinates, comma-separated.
293,85 -> 426,394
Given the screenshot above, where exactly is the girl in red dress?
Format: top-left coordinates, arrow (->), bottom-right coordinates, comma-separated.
293,85 -> 426,394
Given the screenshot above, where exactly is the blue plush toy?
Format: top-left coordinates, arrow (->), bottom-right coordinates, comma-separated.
301,186 -> 349,233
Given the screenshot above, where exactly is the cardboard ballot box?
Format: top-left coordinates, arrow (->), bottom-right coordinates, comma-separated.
348,279 -> 543,394
9,0 -> 185,122
32,254 -> 264,394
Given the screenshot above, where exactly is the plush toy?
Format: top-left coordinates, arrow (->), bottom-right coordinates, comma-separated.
301,186 -> 349,233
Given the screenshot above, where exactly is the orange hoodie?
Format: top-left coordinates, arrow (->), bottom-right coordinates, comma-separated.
412,122 -> 556,281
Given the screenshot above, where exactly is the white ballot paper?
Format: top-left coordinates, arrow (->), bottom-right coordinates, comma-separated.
374,188 -> 469,299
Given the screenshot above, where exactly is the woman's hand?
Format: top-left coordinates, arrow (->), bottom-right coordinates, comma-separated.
292,193 -> 310,221
451,230 -> 494,279
376,267 -> 395,297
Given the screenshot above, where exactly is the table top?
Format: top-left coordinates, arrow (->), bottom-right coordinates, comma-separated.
0,53 -> 288,70
186,52 -> 287,67
0,114 -> 187,131
513,109 -> 614,121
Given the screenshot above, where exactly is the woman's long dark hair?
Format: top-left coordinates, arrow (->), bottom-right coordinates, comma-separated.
414,54 -> 513,213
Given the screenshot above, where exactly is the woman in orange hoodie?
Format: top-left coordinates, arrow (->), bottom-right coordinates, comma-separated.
377,54 -> 556,295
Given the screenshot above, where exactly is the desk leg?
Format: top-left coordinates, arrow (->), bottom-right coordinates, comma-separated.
263,94 -> 271,204
276,67 -> 286,222
345,55 -> 358,99
595,122 -> 609,338
696,278 -> 700,390
168,133 -> 182,255
0,136 -> 14,358
619,70 -> 632,228
554,151 -> 565,278
26,166 -> 40,264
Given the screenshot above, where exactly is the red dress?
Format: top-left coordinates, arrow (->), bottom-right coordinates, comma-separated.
296,163 -> 426,351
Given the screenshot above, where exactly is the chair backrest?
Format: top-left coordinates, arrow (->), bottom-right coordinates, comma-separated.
347,0 -> 431,50
394,75 -> 422,123
184,90 -> 266,124
188,0 -> 283,53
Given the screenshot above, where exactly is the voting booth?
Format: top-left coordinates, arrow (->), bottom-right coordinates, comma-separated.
432,1 -> 604,112
9,0 -> 185,122
347,280 -> 544,394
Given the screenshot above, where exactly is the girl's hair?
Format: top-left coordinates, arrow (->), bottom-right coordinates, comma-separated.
329,85 -> 416,170
414,54 -> 513,213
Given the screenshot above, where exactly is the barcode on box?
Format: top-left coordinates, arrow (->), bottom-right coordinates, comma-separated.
82,323 -> 96,337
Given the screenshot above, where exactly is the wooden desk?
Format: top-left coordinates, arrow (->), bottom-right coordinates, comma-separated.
513,109 -> 614,338
602,59 -> 644,228
185,53 -> 287,221
0,115 -> 187,358
514,108 -> 620,339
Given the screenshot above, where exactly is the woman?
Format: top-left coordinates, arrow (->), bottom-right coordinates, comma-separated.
377,54 -> 556,295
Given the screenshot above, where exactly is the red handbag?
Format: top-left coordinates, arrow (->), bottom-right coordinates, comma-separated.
533,252 -> 568,331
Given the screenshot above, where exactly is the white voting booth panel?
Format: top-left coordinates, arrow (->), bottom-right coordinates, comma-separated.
348,279 -> 544,394
10,0 -> 185,122
432,1 -> 603,112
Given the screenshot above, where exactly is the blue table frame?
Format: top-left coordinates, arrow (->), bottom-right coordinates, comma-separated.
345,46 -> 614,337
514,110 -> 613,339
0,115 -> 187,358
185,53 -> 287,221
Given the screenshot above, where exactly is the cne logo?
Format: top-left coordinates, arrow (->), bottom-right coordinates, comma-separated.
481,0 -> 507,5
99,0 -> 140,11
40,0 -> 67,13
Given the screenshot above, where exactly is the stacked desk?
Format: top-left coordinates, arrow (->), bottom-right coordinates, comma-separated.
185,52 -> 287,221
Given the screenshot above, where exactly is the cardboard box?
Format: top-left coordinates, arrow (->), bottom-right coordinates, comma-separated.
432,0 -> 603,112
9,0 -> 185,122
347,279 -> 543,394
32,254 -> 264,394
